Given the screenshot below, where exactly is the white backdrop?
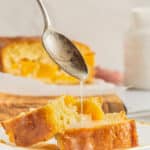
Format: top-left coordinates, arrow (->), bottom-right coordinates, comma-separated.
0,0 -> 149,71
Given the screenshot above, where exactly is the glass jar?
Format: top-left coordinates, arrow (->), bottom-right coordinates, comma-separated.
124,8 -> 150,89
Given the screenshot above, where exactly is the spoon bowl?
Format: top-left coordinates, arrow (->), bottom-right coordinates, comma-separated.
42,28 -> 88,79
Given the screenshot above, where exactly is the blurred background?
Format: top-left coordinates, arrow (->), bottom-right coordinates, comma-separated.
0,0 -> 149,71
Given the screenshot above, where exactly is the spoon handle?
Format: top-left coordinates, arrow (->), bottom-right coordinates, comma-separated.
36,0 -> 52,30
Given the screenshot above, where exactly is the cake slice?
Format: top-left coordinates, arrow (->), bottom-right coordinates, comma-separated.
56,112 -> 138,150
0,37 -> 94,84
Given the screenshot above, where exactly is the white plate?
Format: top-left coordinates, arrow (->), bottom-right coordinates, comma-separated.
0,122 -> 150,150
0,72 -> 125,96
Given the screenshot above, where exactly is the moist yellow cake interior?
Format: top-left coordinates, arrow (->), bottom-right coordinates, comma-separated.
1,40 -> 94,84
68,111 -> 127,129
53,96 -> 105,132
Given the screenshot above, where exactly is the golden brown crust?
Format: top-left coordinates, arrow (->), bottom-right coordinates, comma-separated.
0,142 -> 59,150
0,93 -> 126,121
30,143 -> 59,150
1,105 -> 56,146
0,36 -> 40,46
57,120 -> 138,150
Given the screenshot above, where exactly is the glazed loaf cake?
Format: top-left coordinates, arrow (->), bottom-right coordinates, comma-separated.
0,37 -> 94,84
1,96 -> 137,149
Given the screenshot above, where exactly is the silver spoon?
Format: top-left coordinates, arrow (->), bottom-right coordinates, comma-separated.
36,0 -> 88,80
